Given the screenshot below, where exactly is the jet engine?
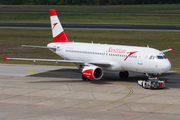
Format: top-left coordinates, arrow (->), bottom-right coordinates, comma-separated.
82,66 -> 103,80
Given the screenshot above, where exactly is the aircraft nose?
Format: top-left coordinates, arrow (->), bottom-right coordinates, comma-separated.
162,60 -> 171,72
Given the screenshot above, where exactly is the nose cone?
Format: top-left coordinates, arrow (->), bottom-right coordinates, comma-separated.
161,60 -> 171,73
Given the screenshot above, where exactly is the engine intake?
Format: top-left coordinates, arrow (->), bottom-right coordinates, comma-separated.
82,66 -> 103,80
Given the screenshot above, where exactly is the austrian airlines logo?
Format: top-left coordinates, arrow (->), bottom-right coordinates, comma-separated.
106,47 -> 126,53
124,51 -> 138,61
106,47 -> 138,61
52,22 -> 58,30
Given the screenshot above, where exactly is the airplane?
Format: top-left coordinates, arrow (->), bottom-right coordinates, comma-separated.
3,9 -> 172,81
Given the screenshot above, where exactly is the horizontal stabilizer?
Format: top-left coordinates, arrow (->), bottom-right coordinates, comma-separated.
22,45 -> 56,49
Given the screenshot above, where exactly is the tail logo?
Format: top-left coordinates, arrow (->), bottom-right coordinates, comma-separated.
52,22 -> 58,30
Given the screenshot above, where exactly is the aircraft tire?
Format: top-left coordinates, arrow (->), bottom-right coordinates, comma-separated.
82,75 -> 87,81
124,71 -> 129,78
119,71 -> 125,78
119,71 -> 129,78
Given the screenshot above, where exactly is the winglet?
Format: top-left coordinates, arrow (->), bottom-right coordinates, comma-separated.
167,46 -> 171,52
3,55 -> 6,61
161,46 -> 172,53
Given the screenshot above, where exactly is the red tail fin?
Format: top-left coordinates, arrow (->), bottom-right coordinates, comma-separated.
49,9 -> 71,42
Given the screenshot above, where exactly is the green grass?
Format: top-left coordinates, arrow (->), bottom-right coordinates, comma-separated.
0,5 -> 180,13
0,28 -> 180,70
1,13 -> 180,25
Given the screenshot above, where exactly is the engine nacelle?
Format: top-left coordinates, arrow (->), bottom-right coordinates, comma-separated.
82,66 -> 103,80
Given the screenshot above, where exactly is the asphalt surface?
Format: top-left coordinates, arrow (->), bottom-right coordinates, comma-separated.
0,63 -> 180,120
1,23 -> 180,31
1,10 -> 180,15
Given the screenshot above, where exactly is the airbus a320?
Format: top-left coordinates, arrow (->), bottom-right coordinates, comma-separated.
3,9 -> 172,86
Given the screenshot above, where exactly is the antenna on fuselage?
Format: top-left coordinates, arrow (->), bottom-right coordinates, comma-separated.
147,45 -> 149,48
91,41 -> 93,44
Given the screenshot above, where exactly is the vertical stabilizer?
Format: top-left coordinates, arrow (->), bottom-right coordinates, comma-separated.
49,9 -> 70,42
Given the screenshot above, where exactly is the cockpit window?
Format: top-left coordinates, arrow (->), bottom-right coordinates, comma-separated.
149,55 -> 167,60
163,55 -> 167,59
157,56 -> 163,59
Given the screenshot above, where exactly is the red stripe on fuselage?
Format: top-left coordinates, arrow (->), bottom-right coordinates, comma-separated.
124,51 -> 138,61
53,31 -> 71,42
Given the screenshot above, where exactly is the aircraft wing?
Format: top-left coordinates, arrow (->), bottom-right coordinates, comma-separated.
3,55 -> 111,67
88,61 -> 111,67
3,45 -> 111,67
161,46 -> 172,53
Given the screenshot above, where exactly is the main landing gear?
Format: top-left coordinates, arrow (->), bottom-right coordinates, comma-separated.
82,75 -> 90,81
119,71 -> 129,78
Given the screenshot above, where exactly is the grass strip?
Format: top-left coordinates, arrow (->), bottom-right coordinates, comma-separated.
0,13 -> 180,25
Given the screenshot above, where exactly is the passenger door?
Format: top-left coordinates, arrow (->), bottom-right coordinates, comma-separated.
138,51 -> 146,65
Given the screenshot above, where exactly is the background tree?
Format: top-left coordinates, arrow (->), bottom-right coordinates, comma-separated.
86,0 -> 97,5
109,0 -> 115,5
114,0 -> 120,4
99,0 -> 105,5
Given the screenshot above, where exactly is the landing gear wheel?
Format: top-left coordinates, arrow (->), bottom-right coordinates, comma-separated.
119,71 -> 129,78
82,75 -> 87,81
124,71 -> 129,78
119,72 -> 125,78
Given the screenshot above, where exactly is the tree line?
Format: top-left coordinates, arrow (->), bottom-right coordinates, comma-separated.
0,0 -> 179,5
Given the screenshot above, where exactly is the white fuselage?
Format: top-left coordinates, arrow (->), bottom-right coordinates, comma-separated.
47,42 -> 171,74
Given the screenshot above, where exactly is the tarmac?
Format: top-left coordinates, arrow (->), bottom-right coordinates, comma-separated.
0,63 -> 180,120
